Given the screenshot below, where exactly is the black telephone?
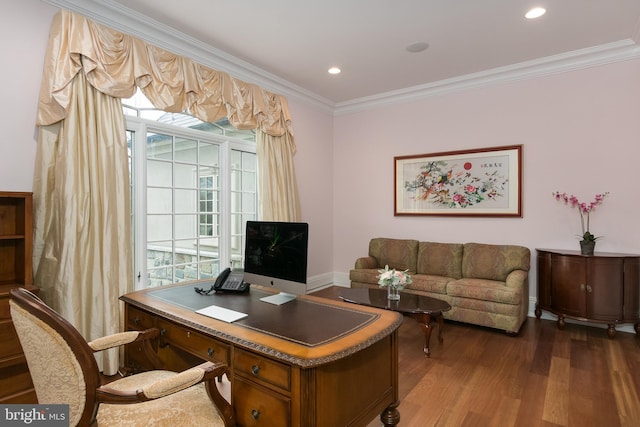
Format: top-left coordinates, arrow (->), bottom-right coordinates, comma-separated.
194,268 -> 249,295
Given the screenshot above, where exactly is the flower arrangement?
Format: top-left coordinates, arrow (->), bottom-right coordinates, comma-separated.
552,191 -> 609,242
377,265 -> 412,288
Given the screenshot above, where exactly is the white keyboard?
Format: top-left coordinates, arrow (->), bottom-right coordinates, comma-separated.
196,304 -> 248,323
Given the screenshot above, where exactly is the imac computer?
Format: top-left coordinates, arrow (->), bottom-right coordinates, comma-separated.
243,220 -> 309,305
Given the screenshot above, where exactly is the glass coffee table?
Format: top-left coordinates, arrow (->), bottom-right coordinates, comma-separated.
339,287 -> 451,357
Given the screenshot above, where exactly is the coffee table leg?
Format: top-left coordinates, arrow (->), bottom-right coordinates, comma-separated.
410,313 -> 434,357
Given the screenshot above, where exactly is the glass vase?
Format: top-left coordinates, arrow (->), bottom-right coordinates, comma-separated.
387,285 -> 400,300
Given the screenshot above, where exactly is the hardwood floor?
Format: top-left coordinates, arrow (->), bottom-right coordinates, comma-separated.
311,286 -> 640,427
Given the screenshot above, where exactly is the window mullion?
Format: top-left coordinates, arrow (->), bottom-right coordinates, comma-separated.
132,121 -> 148,288
219,141 -> 231,268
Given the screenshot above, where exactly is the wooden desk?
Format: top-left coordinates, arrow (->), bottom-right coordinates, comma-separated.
121,283 -> 403,427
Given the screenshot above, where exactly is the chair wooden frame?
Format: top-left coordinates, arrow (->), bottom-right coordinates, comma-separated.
9,288 -> 235,426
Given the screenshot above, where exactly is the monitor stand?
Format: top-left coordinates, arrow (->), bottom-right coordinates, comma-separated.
260,292 -> 297,305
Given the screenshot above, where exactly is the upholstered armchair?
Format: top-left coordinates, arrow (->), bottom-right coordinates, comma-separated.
9,288 -> 236,427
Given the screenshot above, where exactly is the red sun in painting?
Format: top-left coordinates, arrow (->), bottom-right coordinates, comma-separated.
464,162 -> 472,170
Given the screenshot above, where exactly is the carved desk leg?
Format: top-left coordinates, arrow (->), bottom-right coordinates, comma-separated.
380,400 -> 400,427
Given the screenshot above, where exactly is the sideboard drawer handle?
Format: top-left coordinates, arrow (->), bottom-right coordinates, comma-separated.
160,328 -> 167,336
133,316 -> 141,325
207,348 -> 214,357
251,409 -> 260,420
586,285 -> 593,293
251,365 -> 260,376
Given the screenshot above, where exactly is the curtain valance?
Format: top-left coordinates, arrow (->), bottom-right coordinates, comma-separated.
37,10 -> 294,144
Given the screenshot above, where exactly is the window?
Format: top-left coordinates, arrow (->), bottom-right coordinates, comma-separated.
124,91 -> 257,288
199,175 -> 215,237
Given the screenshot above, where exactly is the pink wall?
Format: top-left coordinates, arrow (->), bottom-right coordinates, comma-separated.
287,99 -> 334,277
0,0 -> 56,191
332,59 -> 640,297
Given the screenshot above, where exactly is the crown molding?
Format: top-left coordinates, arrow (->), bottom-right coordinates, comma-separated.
41,0 -> 640,117
334,39 -> 640,115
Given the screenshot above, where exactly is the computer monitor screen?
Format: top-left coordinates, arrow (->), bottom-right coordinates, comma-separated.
243,221 -> 309,305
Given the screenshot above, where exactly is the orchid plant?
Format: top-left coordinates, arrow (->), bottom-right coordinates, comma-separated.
376,265 -> 412,289
552,191 -> 609,242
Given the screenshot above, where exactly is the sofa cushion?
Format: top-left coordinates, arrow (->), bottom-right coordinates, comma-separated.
406,274 -> 453,295
349,268 -> 380,286
461,243 -> 530,281
369,238 -> 419,273
416,242 -> 463,279
447,278 -> 522,305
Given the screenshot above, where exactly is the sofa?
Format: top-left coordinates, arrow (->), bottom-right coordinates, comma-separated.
349,238 -> 531,334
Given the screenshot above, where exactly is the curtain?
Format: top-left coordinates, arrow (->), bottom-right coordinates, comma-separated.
257,130 -> 301,221
33,10 -> 301,372
33,70 -> 131,374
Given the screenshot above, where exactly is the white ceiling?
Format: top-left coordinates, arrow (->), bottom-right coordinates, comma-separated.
71,1 -> 640,105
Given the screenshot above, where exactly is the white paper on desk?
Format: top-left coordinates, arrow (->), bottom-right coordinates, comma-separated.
196,305 -> 248,323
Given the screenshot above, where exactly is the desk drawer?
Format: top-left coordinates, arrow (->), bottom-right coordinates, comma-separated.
234,376 -> 290,427
126,306 -> 155,330
233,348 -> 291,393
157,319 -> 230,365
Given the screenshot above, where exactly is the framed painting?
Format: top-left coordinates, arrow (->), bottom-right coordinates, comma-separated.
394,145 -> 523,217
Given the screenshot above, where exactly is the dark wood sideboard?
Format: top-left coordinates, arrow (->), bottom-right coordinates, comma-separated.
536,248 -> 640,337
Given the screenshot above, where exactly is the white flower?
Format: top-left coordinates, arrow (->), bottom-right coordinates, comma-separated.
376,265 -> 412,288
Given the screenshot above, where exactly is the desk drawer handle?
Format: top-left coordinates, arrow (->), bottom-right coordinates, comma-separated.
251,365 -> 260,376
207,348 -> 214,357
251,409 -> 260,420
160,328 -> 167,336
133,317 -> 141,325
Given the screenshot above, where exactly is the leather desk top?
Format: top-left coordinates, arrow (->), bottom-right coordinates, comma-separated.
121,282 -> 403,367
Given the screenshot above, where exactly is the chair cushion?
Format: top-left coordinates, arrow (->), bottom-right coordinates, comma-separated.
97,370 -> 226,426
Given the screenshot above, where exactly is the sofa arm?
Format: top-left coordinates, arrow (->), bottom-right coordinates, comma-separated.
505,269 -> 528,289
355,256 -> 379,269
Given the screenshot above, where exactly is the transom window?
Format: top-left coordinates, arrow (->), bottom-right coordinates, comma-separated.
124,91 -> 257,288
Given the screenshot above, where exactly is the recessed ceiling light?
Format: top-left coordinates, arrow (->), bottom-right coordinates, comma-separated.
328,67 -> 341,75
406,41 -> 429,53
525,7 -> 546,19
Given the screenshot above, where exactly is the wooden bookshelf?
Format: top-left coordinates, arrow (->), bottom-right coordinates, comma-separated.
0,191 -> 37,403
